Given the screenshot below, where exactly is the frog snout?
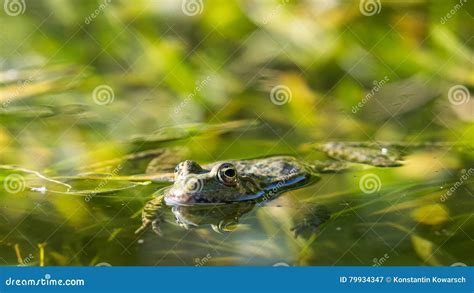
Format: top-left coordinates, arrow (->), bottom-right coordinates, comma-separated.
176,160 -> 203,175
167,182 -> 202,204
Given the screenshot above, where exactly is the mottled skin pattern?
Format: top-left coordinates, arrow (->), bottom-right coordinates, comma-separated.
314,142 -> 403,167
136,144 -> 411,235
136,156 -> 313,234
166,156 -> 311,205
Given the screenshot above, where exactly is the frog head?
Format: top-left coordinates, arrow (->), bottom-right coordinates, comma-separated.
165,160 -> 257,205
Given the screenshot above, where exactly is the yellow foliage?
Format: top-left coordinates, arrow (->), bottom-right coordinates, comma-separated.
411,204 -> 449,226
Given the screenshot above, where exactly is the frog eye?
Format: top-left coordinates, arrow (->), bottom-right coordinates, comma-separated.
217,163 -> 238,186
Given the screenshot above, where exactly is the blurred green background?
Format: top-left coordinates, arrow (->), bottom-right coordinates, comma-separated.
0,0 -> 472,266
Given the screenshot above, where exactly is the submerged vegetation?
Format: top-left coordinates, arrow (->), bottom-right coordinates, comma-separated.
0,0 -> 472,266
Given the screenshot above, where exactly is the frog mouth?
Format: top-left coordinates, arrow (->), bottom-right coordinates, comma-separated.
164,190 -> 195,205
164,189 -> 224,206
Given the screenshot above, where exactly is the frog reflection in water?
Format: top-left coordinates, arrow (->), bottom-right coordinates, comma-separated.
136,143 -> 406,236
137,157 -> 316,235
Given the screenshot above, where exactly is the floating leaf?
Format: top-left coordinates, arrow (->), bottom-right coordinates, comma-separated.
411,235 -> 441,266
0,106 -> 55,118
409,234 -> 456,266
313,142 -> 403,167
128,120 -> 260,144
372,192 -> 443,215
411,204 -> 449,226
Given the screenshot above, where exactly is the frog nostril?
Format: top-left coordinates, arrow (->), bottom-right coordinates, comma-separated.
182,160 -> 203,173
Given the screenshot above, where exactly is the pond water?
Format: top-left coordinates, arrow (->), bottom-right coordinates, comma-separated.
1,123 -> 472,266
0,0 -> 472,266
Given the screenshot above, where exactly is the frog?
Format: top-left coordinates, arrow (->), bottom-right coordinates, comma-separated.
54,138 -> 463,235
165,156 -> 313,205
49,137 -> 464,236
136,156 -> 322,235
134,142 -> 422,235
